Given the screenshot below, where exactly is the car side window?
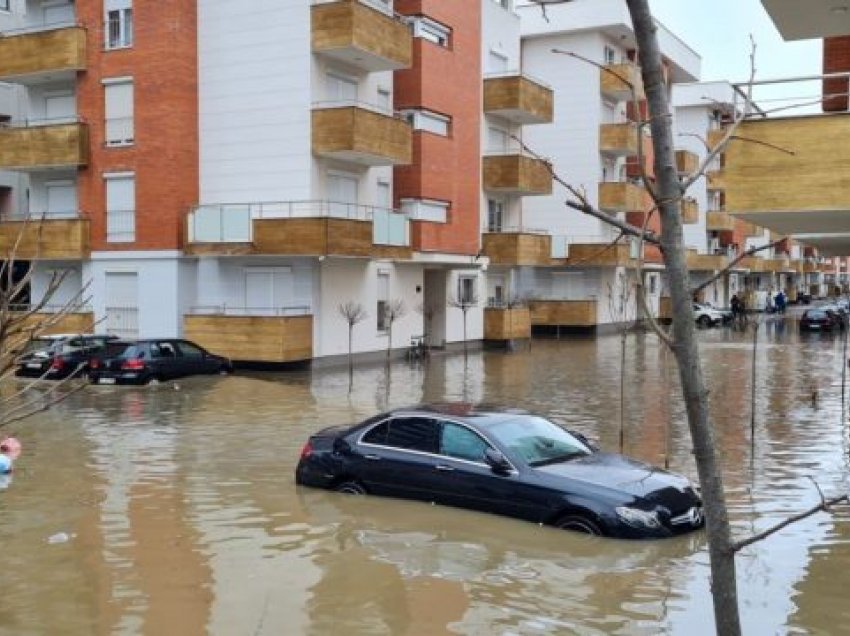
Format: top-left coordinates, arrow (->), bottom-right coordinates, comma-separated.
362,421 -> 389,445
385,417 -> 439,454
440,422 -> 490,462
177,341 -> 206,358
152,342 -> 177,358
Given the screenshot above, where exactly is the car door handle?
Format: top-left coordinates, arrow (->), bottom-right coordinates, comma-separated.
364,454 -> 381,461
435,464 -> 455,472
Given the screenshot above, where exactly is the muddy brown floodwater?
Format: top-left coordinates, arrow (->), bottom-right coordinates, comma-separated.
1,317 -> 849,635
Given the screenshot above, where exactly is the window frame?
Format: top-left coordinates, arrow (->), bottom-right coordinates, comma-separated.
104,171 -> 136,243
103,78 -> 134,147
0,0 -> 10,12
105,5 -> 134,51
457,275 -> 477,305
410,16 -> 451,48
439,420 -> 493,464
376,270 -> 390,332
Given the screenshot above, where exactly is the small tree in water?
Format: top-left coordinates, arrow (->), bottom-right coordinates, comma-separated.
338,301 -> 367,380
383,299 -> 407,364
448,287 -> 479,358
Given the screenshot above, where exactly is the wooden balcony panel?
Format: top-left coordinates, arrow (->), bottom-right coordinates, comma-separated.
707,129 -> 727,151
598,182 -> 647,213
483,75 -> 553,124
600,63 -> 644,101
481,232 -> 551,266
13,311 -> 95,337
0,26 -> 86,82
253,218 -> 374,257
482,155 -> 552,195
484,307 -> 531,340
529,300 -> 598,327
311,0 -> 411,71
599,122 -> 639,156
706,210 -> 736,232
706,170 -> 725,191
312,106 -> 412,166
0,218 -> 90,259
0,123 -> 89,170
565,242 -> 632,267
184,314 -> 313,363
681,198 -> 699,224
675,150 -> 699,175
686,250 -> 727,271
739,256 -> 769,272
803,261 -> 818,273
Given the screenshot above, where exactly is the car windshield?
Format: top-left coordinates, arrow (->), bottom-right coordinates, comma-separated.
487,416 -> 591,467
808,310 -> 827,319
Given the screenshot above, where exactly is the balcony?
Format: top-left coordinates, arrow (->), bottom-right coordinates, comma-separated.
529,300 -> 598,327
675,150 -> 699,175
311,0 -> 412,72
686,250 -> 727,271
681,198 -> 698,224
184,310 -> 313,363
312,104 -> 411,166
481,231 -> 551,266
0,216 -> 90,259
600,63 -> 644,101
563,242 -> 633,267
0,25 -> 86,83
484,307 -> 531,341
706,170 -> 725,191
12,305 -> 95,336
706,210 -> 736,232
738,257 -> 769,273
707,128 -> 727,151
598,182 -> 647,213
483,73 -> 554,125
482,154 -> 552,195
185,200 -> 411,260
0,121 -> 89,170
599,122 -> 640,157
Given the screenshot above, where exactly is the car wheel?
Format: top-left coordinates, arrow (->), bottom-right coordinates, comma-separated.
334,480 -> 367,495
554,514 -> 603,536
147,375 -> 162,386
697,315 -> 712,327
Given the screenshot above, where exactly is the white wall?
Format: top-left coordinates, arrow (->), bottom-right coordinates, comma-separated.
673,106 -> 711,253
30,262 -> 84,311
198,0 -> 312,204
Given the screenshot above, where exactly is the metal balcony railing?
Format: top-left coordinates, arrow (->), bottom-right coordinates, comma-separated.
188,305 -> 312,317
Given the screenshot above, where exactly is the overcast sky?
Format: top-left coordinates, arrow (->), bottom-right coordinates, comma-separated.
649,0 -> 823,112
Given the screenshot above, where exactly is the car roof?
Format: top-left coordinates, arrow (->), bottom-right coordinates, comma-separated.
381,403 -> 537,425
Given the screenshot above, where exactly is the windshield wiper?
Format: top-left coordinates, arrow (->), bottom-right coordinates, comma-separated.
529,451 -> 587,467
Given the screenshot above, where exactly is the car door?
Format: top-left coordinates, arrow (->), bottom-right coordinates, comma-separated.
176,340 -> 218,375
352,416 -> 441,501
150,341 -> 182,378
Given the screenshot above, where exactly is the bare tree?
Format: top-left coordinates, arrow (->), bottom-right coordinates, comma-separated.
448,288 -> 479,358
383,299 -> 407,364
338,301 -> 367,381
607,270 -> 635,453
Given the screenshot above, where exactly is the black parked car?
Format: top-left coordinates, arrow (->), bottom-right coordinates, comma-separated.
296,405 -> 704,539
800,308 -> 839,332
15,334 -> 119,380
88,339 -> 233,385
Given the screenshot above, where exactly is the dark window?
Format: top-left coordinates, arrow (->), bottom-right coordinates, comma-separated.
385,417 -> 439,453
440,422 -> 490,462
177,341 -> 206,358
119,345 -> 145,359
362,421 -> 389,445
150,342 -> 177,358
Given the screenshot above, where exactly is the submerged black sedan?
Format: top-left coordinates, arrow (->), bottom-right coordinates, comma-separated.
296,405 -> 704,539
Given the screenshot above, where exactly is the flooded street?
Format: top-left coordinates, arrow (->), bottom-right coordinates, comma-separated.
2,317 -> 850,635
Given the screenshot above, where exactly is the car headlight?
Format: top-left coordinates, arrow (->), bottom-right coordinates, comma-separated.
615,506 -> 662,529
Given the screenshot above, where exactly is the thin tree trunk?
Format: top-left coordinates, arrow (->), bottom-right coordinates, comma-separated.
626,2 -> 742,634
751,322 -> 758,449
348,325 -> 354,385
620,330 -> 626,453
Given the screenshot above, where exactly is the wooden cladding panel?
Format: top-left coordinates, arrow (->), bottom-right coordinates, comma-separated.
312,107 -> 412,165
600,63 -> 644,100
0,26 -> 86,80
659,297 -> 672,321
254,218 -> 373,257
482,155 -> 552,195
0,123 -> 89,170
675,150 -> 699,174
15,312 -> 95,337
0,219 -> 90,259
599,123 -> 639,155
686,251 -> 727,271
481,233 -> 551,266
598,182 -> 647,213
184,315 -> 313,363
565,243 -> 632,267
706,211 -> 736,231
484,308 -> 531,340
311,0 -> 411,70
681,198 -> 699,224
529,300 -> 598,327
483,76 -> 553,123
706,170 -> 725,191
707,129 -> 726,150
738,257 -> 769,272
724,115 -> 850,213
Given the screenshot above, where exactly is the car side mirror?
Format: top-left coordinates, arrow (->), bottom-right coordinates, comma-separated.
333,438 -> 351,455
484,448 -> 512,475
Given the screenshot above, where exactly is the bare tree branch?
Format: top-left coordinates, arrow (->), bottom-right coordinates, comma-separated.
691,238 -> 787,297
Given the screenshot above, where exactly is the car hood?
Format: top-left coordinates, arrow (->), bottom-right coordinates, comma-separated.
533,452 -> 698,506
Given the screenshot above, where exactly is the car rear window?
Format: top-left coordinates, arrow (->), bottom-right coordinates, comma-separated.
808,310 -> 827,319
115,344 -> 143,358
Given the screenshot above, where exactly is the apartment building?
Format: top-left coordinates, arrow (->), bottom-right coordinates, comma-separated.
0,0 -> 500,364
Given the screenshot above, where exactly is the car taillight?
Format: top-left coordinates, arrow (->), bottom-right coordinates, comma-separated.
300,441 -> 313,459
50,357 -> 65,371
89,359 -> 100,369
121,358 -> 146,371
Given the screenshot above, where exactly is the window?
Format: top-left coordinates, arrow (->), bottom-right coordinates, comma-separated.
105,0 -> 133,49
487,199 -> 503,232
376,87 -> 391,111
327,171 -> 359,217
326,72 -> 357,103
151,342 -> 177,358
362,421 -> 389,445
603,45 -> 617,65
487,50 -> 508,73
487,126 -> 510,153
385,418 -> 439,453
410,16 -> 450,47
245,268 -> 294,315
458,276 -> 477,305
104,79 -> 134,146
177,341 -> 206,359
105,173 -> 135,242
376,180 -> 391,210
401,109 -> 450,137
440,422 -> 490,462
376,271 -> 389,331
400,198 -> 448,224
0,0 -> 9,12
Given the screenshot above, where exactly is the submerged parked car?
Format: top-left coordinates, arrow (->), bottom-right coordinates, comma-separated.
296,405 -> 704,539
800,309 -> 839,332
88,339 -> 233,385
15,334 -> 119,380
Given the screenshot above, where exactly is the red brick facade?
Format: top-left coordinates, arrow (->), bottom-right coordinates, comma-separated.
393,0 -> 482,256
76,0 -> 198,252
823,36 -> 850,112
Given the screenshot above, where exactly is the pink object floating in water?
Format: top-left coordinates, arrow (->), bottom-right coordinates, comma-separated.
0,437 -> 21,460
